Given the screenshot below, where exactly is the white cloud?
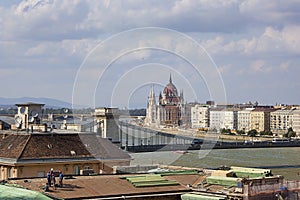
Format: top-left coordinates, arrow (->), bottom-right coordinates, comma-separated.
25,39 -> 96,57
0,0 -> 251,41
279,61 -> 290,71
0,0 -> 299,106
1,0 -> 299,42
239,0 -> 300,26
218,64 -> 232,74
201,25 -> 300,57
257,26 -> 300,54
250,60 -> 272,73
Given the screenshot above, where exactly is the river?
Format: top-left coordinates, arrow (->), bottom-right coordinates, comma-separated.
130,147 -> 300,180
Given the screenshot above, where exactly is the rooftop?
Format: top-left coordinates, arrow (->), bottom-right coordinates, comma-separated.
8,174 -> 196,199
5,165 -> 297,200
15,102 -> 45,106
0,131 -> 130,163
0,116 -> 15,125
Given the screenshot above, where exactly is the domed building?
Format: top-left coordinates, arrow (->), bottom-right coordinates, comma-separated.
145,75 -> 185,127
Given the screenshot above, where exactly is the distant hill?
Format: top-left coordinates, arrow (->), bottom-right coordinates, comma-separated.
0,97 -> 74,108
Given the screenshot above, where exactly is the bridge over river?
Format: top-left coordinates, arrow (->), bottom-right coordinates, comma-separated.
118,121 -> 300,152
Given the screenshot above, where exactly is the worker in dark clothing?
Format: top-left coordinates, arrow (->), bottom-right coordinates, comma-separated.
59,170 -> 64,187
46,171 -> 51,186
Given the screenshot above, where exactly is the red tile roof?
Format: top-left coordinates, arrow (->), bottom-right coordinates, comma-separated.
0,133 -> 29,159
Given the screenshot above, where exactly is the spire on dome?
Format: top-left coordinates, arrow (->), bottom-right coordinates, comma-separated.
169,73 -> 172,83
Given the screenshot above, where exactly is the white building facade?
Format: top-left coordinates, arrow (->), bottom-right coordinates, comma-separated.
209,108 -> 224,130
270,109 -> 292,135
191,105 -> 209,129
222,109 -> 239,130
237,108 -> 254,132
291,109 -> 300,136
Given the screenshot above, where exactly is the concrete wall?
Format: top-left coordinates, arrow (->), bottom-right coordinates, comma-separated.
0,159 -> 130,180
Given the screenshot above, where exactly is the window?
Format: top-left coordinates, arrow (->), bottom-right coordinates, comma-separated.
7,167 -> 13,178
74,165 -> 80,175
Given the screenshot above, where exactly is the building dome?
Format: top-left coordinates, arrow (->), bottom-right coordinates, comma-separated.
163,82 -> 178,97
161,75 -> 180,105
163,75 -> 178,97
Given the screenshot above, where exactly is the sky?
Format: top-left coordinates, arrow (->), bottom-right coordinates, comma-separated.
0,0 -> 299,108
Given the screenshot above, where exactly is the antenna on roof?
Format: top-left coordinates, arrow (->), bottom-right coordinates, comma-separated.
31,110 -> 39,118
63,108 -> 69,119
29,116 -> 35,123
62,108 -> 69,130
14,116 -> 22,128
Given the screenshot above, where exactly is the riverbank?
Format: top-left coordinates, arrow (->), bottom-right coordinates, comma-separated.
162,127 -> 278,142
130,147 -> 300,181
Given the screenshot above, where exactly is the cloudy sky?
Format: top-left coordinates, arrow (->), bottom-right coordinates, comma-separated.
1,0 -> 299,108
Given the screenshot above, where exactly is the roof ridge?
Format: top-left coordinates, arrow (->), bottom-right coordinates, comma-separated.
17,134 -> 31,159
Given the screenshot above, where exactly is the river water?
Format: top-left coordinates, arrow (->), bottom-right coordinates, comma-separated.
130,147 -> 300,180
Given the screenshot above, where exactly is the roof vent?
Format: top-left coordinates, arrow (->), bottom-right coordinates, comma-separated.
8,144 -> 12,149
47,144 -> 53,149
70,150 -> 76,156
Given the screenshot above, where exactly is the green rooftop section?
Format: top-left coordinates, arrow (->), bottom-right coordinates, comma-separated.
0,184 -> 52,200
231,166 -> 272,178
121,174 -> 179,187
181,193 -> 227,200
206,176 -> 241,187
154,169 -> 199,176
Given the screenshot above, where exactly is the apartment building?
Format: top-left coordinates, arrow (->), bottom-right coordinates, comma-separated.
291,109 -> 300,136
270,109 -> 292,135
191,105 -> 209,128
209,107 -> 240,131
222,108 -> 239,130
237,108 -> 254,132
209,107 -> 224,130
250,108 -> 276,132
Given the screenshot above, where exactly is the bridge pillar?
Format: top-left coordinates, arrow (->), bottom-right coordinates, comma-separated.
125,123 -> 128,150
94,108 -> 120,142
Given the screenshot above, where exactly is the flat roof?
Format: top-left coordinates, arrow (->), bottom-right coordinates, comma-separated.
9,174 -> 197,199
15,102 -> 45,106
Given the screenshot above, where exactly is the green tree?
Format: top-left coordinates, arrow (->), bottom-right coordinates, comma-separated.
248,129 -> 258,137
285,127 -> 296,138
237,130 -> 246,135
259,130 -> 273,136
221,128 -> 231,134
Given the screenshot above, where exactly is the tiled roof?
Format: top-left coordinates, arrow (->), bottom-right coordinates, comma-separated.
0,132 -> 130,162
0,133 -> 29,159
